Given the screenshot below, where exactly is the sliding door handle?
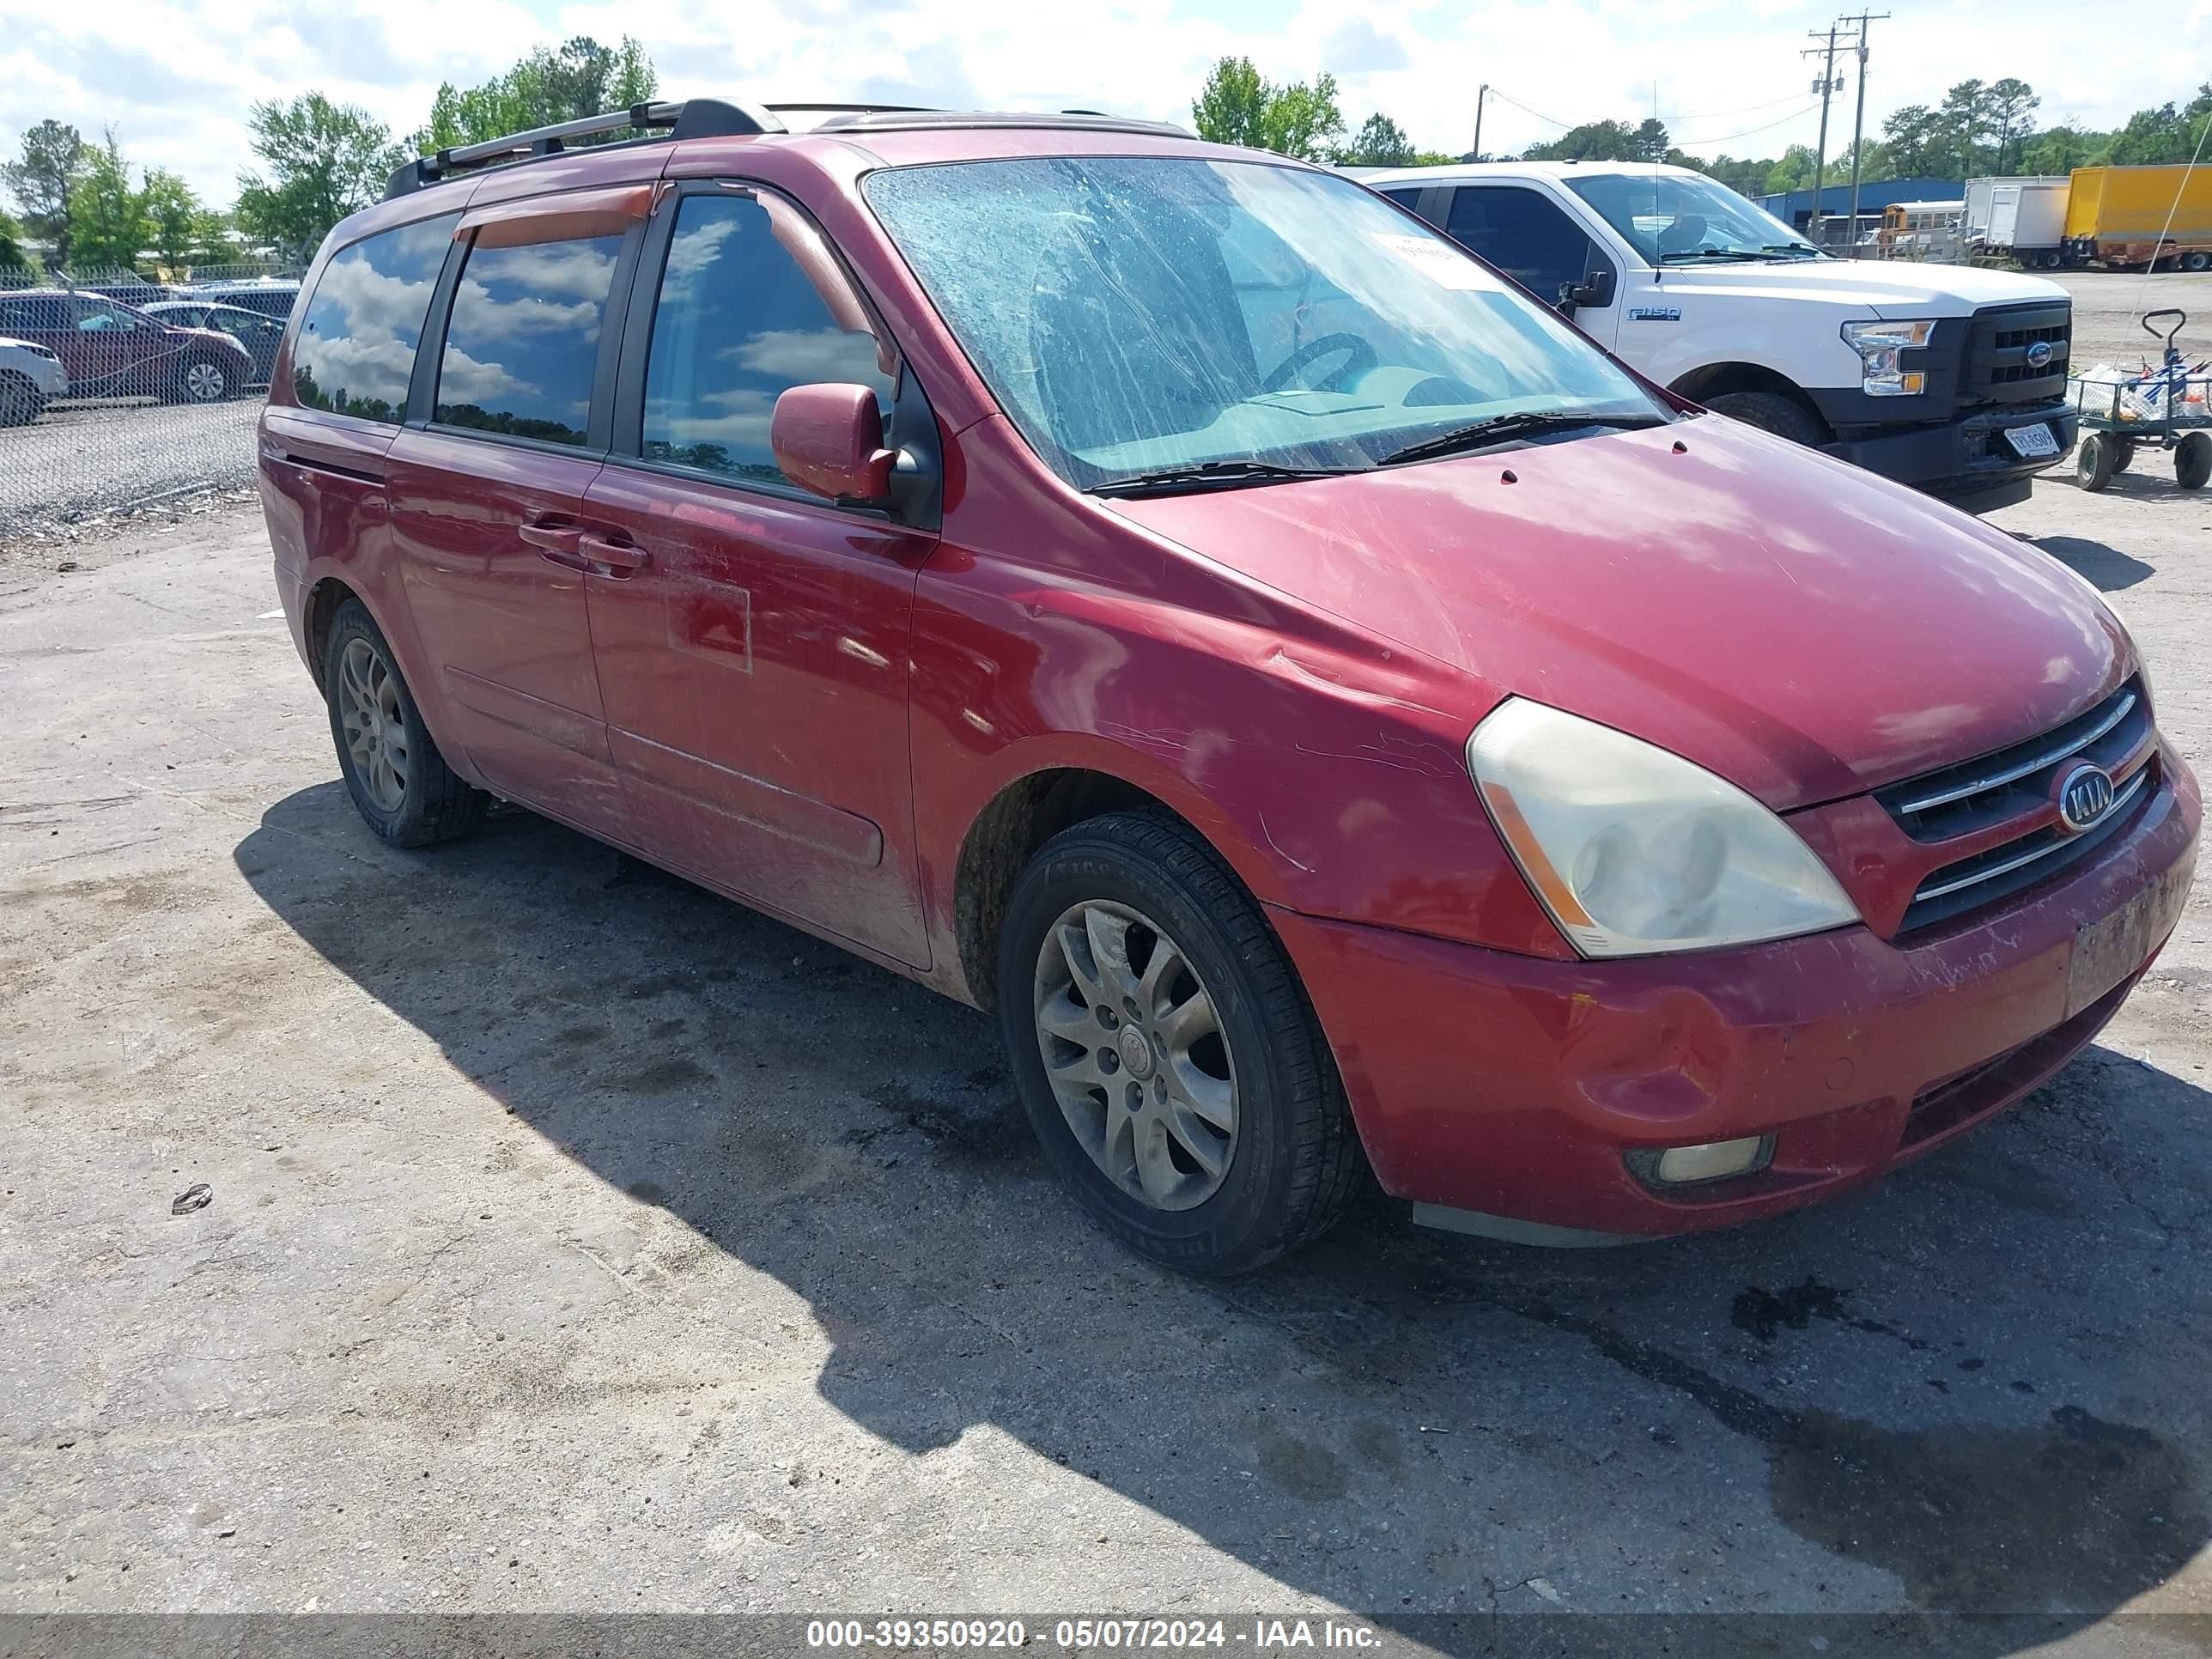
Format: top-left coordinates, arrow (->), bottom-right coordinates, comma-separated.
579,533 -> 649,573
518,521 -> 586,555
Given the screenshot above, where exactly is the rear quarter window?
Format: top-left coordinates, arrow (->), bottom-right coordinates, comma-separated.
292,215 -> 459,423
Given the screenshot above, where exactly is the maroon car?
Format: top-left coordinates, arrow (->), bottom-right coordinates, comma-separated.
258,100 -> 2197,1275
0,289 -> 253,403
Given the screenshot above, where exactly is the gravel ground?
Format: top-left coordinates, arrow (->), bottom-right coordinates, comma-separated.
0,396 -> 262,541
1,461 -> 2210,1656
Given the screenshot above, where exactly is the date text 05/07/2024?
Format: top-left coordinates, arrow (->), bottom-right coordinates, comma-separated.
804,1617 -> 1386,1650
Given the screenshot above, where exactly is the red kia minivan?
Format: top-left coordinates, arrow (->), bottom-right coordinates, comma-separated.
257,100 -> 2199,1274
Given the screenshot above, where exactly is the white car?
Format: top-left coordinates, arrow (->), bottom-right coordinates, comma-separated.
0,334 -> 67,426
1364,161 -> 2075,511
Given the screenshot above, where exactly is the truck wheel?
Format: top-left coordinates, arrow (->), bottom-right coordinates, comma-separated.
2077,433 -> 2116,492
0,370 -> 44,428
2185,251 -> 2211,274
322,599 -> 489,847
1705,391 -> 1826,447
2178,434 -> 2211,491
997,811 -> 1364,1277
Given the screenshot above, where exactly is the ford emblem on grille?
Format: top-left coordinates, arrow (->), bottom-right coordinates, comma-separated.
2055,762 -> 2116,833
2025,340 -> 2056,369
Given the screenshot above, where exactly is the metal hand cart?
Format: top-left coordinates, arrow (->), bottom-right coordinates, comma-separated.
2073,309 -> 2212,492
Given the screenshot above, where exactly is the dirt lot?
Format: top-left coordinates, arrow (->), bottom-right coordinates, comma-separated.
3,464 -> 2211,1653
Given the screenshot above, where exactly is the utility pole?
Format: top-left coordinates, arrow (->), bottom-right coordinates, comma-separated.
1841,12 -> 1888,258
1469,84 -> 1489,163
1802,24 -> 1854,246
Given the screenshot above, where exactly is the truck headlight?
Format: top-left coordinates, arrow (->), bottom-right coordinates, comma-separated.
1468,700 -> 1859,958
1842,318 -> 1935,396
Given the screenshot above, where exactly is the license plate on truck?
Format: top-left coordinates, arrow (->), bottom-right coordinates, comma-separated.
2003,422 -> 2060,459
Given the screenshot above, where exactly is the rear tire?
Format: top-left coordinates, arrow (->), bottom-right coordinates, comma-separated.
0,370 -> 44,427
2077,432 -> 2116,492
1705,391 -> 1827,447
2178,433 -> 2211,492
2184,251 -> 2211,274
321,599 -> 489,847
2112,438 -> 2136,474
997,811 -> 1364,1276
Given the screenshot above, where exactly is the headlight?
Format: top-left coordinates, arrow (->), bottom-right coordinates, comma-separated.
1467,699 -> 1858,958
1842,318 -> 1935,397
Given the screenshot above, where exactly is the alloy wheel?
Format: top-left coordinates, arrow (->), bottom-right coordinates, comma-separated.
337,637 -> 410,812
1032,899 -> 1238,1211
183,361 -> 227,401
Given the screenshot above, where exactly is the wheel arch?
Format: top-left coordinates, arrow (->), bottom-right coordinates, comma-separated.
951,763 -> 1267,1014
1668,362 -> 1832,436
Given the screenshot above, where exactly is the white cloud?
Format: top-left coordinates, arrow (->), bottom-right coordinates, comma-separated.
1,0 -> 2206,212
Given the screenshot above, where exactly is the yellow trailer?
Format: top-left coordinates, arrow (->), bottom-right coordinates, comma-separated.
2063,165 -> 2212,271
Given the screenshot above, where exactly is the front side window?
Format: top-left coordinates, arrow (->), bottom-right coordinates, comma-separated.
1565,173 -> 1820,266
76,303 -> 134,331
865,157 -> 1659,488
641,191 -> 896,488
436,233 -> 624,447
294,213 -> 459,422
1444,186 -> 1606,305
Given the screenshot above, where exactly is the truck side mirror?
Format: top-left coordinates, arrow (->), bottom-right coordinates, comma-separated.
1556,270 -> 1615,315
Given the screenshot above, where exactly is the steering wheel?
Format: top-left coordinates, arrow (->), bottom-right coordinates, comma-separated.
1262,332 -> 1378,394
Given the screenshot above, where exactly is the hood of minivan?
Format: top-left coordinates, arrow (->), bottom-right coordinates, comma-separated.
1650,257 -> 2066,317
1104,416 -> 2126,810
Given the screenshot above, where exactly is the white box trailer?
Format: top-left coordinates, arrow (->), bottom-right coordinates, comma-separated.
1969,177 -> 2071,267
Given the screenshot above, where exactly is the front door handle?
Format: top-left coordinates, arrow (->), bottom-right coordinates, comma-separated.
579,532 -> 649,574
519,520 -> 587,567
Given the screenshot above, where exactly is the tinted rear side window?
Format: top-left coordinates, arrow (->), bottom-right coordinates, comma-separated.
293,214 -> 458,422
436,234 -> 624,447
640,192 -> 895,487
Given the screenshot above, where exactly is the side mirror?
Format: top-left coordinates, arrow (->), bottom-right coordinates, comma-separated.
1556,270 -> 1615,314
772,383 -> 897,503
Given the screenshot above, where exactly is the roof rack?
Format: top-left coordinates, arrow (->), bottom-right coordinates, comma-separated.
383,98 -> 785,200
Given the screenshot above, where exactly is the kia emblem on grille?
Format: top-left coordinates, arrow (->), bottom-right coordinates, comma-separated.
2055,763 -> 2116,833
2026,340 -> 2055,369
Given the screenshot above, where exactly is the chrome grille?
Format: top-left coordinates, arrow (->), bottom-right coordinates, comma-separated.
1881,679 -> 2155,932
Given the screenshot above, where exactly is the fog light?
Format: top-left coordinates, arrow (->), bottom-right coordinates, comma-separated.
1648,1136 -> 1768,1185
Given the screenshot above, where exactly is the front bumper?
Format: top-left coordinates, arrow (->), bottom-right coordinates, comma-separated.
1808,392 -> 2077,511
1272,752 -> 2199,1241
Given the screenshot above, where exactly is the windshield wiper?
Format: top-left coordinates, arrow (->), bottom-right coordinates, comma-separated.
1086,459 -> 1363,497
1762,243 -> 1825,257
1658,247 -> 1804,264
1376,410 -> 1665,468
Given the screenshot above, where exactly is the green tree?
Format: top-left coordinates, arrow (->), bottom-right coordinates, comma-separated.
1335,112 -> 1417,168
1191,57 -> 1344,161
1633,118 -> 1670,161
2,120 -> 87,269
1192,56 -> 1270,149
235,94 -> 402,258
2105,83 -> 2212,165
140,167 -> 204,270
1936,80 -> 1990,175
1523,118 -> 1641,162
413,36 -> 658,153
0,209 -> 31,274
1984,78 -> 2039,173
188,208 -> 238,270
1880,103 -> 1946,176
67,133 -> 151,273
2018,124 -> 2097,175
1763,143 -> 1820,194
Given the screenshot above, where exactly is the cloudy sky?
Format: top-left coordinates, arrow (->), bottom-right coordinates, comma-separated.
2,0 -> 2208,210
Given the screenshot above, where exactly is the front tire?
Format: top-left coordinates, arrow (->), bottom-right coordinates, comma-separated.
2179,433 -> 2211,491
0,370 -> 44,427
1705,390 -> 1827,447
321,599 -> 489,847
997,811 -> 1363,1276
169,355 -> 231,404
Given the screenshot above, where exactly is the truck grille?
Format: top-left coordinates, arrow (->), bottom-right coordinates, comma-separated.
1964,301 -> 2071,404
1879,678 -> 2155,932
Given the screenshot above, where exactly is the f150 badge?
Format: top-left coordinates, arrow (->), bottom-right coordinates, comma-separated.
1628,306 -> 1681,322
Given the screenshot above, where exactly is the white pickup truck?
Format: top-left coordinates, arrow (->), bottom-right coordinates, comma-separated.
1364,161 -> 2076,511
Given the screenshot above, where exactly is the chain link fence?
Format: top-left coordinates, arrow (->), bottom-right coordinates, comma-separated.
1,263 -> 303,543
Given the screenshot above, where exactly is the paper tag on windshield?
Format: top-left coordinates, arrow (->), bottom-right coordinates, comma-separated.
1368,232 -> 1488,290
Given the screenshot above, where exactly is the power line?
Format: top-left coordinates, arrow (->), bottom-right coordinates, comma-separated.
1671,104 -> 1825,148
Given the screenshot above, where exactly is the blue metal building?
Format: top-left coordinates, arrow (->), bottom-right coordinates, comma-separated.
1755,178 -> 1966,231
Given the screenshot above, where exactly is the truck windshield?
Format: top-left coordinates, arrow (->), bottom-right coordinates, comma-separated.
864,157 -> 1663,490
1566,173 -> 1823,265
